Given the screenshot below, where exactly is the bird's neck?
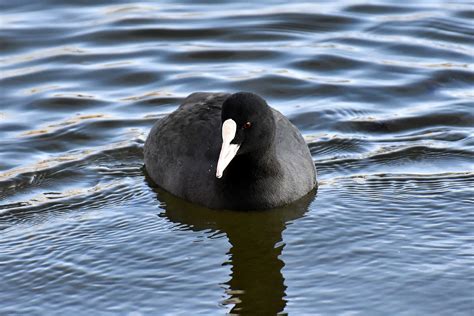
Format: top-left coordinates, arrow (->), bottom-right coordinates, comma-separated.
224,144 -> 280,182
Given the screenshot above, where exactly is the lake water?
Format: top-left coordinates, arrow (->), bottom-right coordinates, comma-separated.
1,0 -> 473,315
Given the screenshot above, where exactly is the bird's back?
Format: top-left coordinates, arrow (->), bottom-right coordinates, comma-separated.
272,109 -> 317,199
144,93 -> 229,205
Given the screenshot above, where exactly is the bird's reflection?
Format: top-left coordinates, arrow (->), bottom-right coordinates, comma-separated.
147,178 -> 316,315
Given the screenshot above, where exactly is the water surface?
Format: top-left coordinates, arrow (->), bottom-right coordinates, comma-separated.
1,0 -> 473,315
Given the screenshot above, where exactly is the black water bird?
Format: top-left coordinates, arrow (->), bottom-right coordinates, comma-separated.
144,92 -> 317,210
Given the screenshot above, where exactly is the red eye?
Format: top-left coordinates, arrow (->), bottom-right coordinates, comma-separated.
243,122 -> 252,129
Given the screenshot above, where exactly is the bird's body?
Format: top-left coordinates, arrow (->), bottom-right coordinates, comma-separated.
144,92 -> 316,210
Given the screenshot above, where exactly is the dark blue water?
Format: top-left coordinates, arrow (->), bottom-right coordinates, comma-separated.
1,0 -> 473,315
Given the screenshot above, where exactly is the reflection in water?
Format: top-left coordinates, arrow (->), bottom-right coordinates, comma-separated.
148,178 -> 316,315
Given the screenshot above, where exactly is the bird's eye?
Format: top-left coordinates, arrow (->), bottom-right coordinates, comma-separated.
243,122 -> 252,129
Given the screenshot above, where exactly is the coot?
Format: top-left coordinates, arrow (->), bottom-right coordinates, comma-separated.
144,92 -> 317,210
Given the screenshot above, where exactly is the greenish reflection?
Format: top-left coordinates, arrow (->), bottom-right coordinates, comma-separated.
149,183 -> 316,315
